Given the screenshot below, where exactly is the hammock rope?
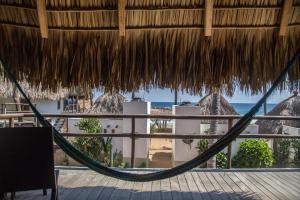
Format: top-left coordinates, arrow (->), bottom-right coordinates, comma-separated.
1,47 -> 300,182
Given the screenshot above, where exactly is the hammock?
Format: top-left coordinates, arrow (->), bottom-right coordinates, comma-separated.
1,47 -> 300,182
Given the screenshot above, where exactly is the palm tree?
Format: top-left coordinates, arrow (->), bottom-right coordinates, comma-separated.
207,92 -> 220,168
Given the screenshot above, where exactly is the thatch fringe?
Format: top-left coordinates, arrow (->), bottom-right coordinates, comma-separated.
1,26 -> 299,95
0,0 -> 299,94
0,76 -> 69,100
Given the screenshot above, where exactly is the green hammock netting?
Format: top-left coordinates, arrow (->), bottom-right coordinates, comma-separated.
1,47 -> 300,182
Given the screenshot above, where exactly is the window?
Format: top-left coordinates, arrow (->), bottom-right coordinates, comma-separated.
57,100 -> 61,110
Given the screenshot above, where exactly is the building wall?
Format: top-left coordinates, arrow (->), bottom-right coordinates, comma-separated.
282,125 -> 300,135
122,101 -> 150,167
34,99 -> 64,114
101,118 -> 123,153
172,106 -> 202,163
172,105 -> 262,165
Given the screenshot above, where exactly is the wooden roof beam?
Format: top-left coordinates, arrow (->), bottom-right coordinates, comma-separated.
118,0 -> 126,37
279,0 -> 293,36
204,0 -> 213,36
37,0 -> 48,38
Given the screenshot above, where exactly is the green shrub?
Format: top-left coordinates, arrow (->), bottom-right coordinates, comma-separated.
292,139 -> 300,167
72,118 -> 102,162
273,139 -> 291,167
78,118 -> 101,133
138,162 -> 146,168
232,139 -> 273,168
73,118 -> 115,166
196,139 -> 227,168
196,139 -> 208,154
118,162 -> 129,168
216,152 -> 228,169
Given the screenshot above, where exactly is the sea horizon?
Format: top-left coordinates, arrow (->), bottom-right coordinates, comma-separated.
151,102 -> 276,115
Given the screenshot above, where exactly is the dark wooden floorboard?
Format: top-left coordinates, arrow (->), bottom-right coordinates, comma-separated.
12,169 -> 300,200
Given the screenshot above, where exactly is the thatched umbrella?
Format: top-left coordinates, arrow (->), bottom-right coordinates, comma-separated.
88,93 -> 126,114
256,91 -> 300,134
196,93 -> 239,168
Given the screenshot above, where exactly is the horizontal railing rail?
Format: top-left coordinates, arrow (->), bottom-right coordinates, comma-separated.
60,133 -> 300,139
1,113 -> 300,169
21,113 -> 300,120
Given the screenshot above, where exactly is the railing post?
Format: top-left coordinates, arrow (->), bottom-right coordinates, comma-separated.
9,117 -> 14,128
65,117 -> 69,133
130,117 -> 135,168
227,119 -> 233,169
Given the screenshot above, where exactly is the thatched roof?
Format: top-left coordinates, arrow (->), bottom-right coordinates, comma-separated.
196,94 -> 239,115
68,87 -> 90,98
256,91 -> 300,134
0,1 -> 300,94
0,77 -> 68,100
88,93 -> 126,114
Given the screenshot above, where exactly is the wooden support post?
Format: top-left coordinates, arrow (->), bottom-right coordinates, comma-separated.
37,0 -> 49,38
279,0 -> 293,36
118,0 -> 126,37
227,119 -> 233,169
130,117 -> 136,168
204,0 -> 213,36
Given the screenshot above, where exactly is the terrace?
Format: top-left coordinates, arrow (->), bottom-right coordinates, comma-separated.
0,0 -> 300,199
1,113 -> 300,199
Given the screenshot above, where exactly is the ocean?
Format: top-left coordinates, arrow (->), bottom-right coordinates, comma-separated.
151,102 -> 276,115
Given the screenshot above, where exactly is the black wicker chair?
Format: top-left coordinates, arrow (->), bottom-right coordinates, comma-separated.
0,127 -> 58,200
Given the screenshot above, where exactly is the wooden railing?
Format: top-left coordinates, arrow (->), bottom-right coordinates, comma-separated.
1,113 -> 300,168
0,103 -> 36,114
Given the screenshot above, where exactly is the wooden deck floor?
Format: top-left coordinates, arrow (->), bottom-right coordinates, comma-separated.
13,168 -> 300,200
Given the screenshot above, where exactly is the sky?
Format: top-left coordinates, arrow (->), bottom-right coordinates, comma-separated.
94,88 -> 293,104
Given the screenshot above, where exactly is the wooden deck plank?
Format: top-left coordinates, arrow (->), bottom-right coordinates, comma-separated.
281,171 -> 300,183
252,172 -> 298,200
86,175 -> 110,199
226,172 -> 260,200
197,172 -> 222,200
150,180 -> 162,200
217,172 -> 245,200
12,169 -> 300,200
170,176 -> 182,200
211,172 -> 238,200
239,172 -> 281,200
130,181 -> 144,200
177,174 -> 193,200
110,179 -> 134,200
60,172 -> 88,200
231,172 -> 266,200
273,172 -> 300,190
184,173 -> 205,200
250,172 -> 292,200
208,172 -> 236,200
160,178 -> 172,200
191,171 -> 212,200
141,180 -> 152,200
235,172 -> 272,200
96,176 -> 118,199
205,172 -> 230,200
261,172 -> 300,198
